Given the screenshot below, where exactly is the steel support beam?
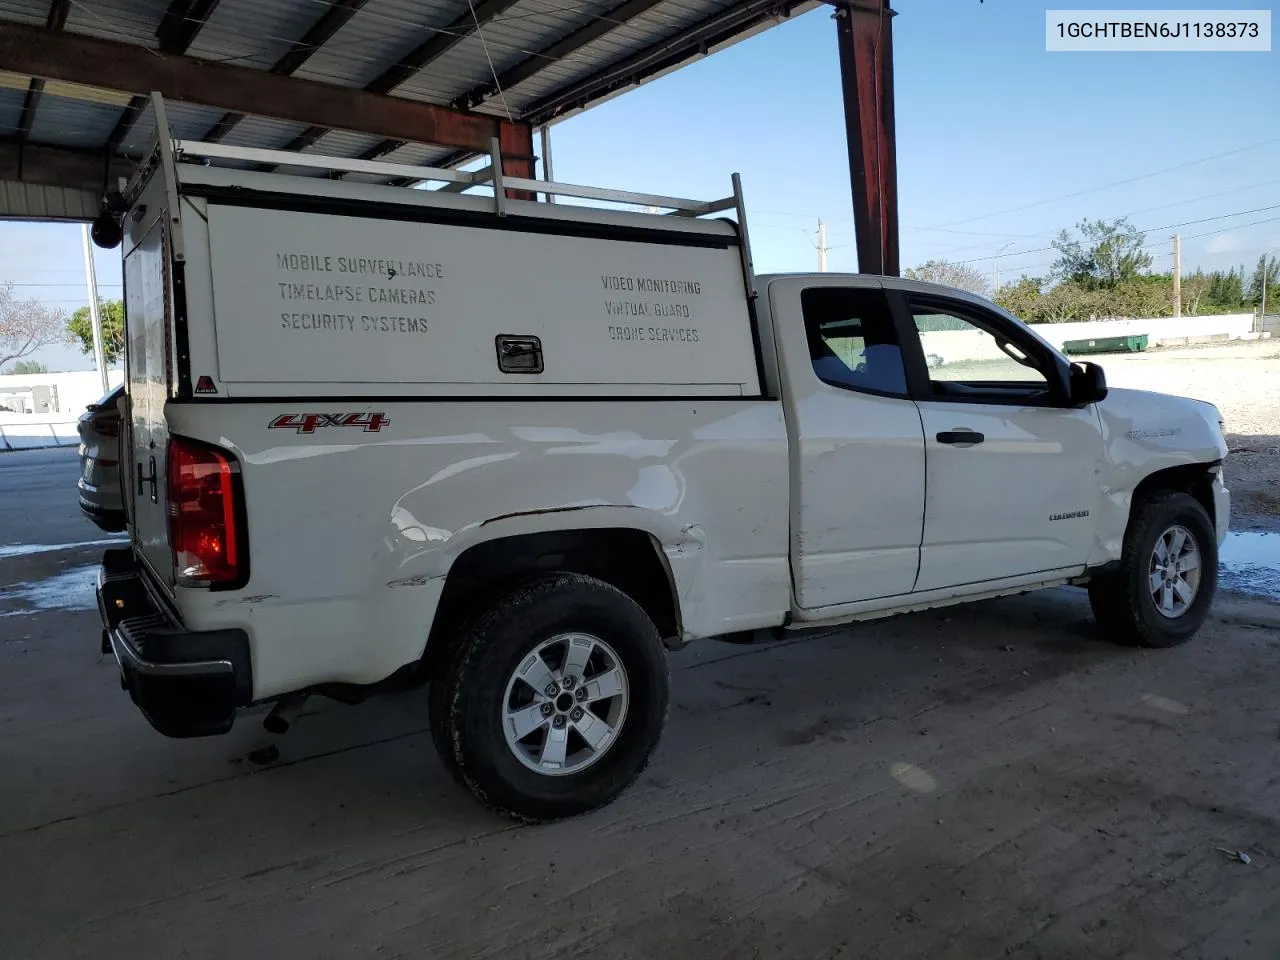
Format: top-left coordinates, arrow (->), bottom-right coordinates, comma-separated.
156,0 -> 221,56
13,0 -> 71,178
497,119 -> 536,201
0,21 -> 519,155
0,137 -> 133,192
834,0 -> 899,276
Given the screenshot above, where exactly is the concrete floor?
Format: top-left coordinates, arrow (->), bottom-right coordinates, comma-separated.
2,450 -> 1279,959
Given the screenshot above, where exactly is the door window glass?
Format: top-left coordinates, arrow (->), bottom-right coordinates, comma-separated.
801,288 -> 908,396
909,302 -> 1050,397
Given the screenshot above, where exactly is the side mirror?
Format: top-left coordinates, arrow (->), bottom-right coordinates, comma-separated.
1070,361 -> 1108,405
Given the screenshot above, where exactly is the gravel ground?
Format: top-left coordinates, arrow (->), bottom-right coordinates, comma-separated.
1092,340 -> 1280,531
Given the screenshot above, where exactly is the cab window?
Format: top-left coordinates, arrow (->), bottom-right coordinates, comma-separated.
801,287 -> 908,397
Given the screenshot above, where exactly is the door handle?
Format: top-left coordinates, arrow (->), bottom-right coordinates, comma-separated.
136,456 -> 158,503
936,430 -> 985,446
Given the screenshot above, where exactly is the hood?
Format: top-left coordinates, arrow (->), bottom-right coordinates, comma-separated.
1096,386 -> 1228,466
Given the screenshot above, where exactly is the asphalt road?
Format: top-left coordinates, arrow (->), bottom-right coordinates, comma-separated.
2,447 -> 1279,959
0,447 -> 102,548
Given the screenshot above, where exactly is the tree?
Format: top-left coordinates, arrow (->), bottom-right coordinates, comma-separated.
1051,217 -> 1152,289
1035,280 -> 1090,322
904,259 -> 990,296
993,275 -> 1043,320
1180,270 -> 1210,316
67,299 -> 125,365
1247,254 -> 1279,310
0,282 -> 67,369
1204,268 -> 1245,311
6,359 -> 48,374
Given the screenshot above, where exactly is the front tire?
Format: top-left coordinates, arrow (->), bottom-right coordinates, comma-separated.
430,573 -> 669,822
1088,490 -> 1217,648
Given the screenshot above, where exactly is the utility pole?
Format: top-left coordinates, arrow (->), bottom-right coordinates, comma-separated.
817,219 -> 828,272
992,241 -> 1013,294
80,224 -> 109,395
1172,233 -> 1181,318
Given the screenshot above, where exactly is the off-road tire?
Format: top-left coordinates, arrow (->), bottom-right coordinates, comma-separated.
429,573 -> 669,822
1088,490 -> 1217,648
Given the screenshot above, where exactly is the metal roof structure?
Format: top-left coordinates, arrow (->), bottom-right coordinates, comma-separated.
0,0 -> 822,219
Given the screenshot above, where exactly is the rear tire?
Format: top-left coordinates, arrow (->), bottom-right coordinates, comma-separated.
1088,490 -> 1217,648
430,573 -> 669,822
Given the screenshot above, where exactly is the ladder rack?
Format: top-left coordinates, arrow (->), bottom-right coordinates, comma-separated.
171,137 -> 739,219
120,93 -> 758,305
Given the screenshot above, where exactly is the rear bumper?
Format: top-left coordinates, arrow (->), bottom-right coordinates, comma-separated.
97,547 -> 252,738
78,493 -> 126,533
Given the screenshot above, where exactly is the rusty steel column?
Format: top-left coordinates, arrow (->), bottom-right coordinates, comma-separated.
834,0 -> 899,276
498,119 -> 537,201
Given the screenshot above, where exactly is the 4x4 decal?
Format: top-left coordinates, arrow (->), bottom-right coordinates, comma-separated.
269,413 -> 390,434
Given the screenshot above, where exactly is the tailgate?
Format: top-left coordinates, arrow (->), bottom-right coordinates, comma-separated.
123,204 -> 175,591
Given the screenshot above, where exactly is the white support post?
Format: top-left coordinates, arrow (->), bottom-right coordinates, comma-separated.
540,125 -> 555,205
81,223 -> 109,395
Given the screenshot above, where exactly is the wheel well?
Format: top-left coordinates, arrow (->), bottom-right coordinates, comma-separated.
426,528 -> 682,663
1131,463 -> 1218,527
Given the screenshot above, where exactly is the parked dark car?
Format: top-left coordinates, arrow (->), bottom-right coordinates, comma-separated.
77,383 -> 125,532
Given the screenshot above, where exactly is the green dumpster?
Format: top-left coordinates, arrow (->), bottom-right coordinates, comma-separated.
1062,334 -> 1148,356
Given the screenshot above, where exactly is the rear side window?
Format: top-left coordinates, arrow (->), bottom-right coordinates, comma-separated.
800,287 -> 907,397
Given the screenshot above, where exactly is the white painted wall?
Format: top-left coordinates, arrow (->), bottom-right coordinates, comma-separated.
0,370 -> 122,450
0,369 -> 122,417
921,313 -> 1256,366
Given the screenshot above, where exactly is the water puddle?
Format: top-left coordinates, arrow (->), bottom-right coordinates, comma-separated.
0,564 -> 98,618
1218,531 -> 1280,602
0,537 -> 125,560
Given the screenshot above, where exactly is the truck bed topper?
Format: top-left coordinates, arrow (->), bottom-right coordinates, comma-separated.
103,94 -> 767,401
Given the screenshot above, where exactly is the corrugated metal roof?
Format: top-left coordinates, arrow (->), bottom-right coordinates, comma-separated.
186,0 -> 322,70
0,178 -> 100,219
65,0 -> 169,47
500,0 -> 742,110
2,0 -> 807,193
0,86 -> 24,138
28,93 -> 120,149
124,100 -> 227,156
391,0 -> 621,105
218,114 -> 311,150
309,129 -> 387,159
0,0 -> 46,27
292,0 -> 470,89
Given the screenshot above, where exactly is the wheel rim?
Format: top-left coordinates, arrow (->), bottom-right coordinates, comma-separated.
501,633 -> 630,777
1148,524 -> 1202,619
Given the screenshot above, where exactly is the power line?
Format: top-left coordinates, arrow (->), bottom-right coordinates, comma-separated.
2,282 -> 122,288
947,201 -> 1280,266
920,136 -> 1280,230
915,179 -> 1280,261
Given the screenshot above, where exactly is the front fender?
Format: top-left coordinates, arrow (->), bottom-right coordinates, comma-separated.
1089,388 -> 1227,565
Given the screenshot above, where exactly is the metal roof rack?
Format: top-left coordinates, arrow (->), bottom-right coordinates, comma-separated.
171,137 -> 739,220
121,94 -> 758,303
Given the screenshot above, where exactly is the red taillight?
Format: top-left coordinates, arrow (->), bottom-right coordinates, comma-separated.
167,436 -> 243,586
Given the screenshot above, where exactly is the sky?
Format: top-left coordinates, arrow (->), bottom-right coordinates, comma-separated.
3,0 -> 1277,372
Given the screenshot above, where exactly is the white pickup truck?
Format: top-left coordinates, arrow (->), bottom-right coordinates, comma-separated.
95,99 -> 1228,822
